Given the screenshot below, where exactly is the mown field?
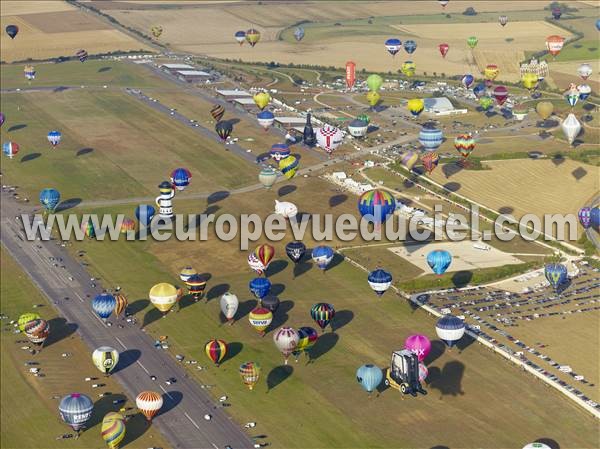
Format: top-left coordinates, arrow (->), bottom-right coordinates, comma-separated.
0,248 -> 167,449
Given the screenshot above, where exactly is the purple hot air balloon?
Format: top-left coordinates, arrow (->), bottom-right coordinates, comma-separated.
0,112 -> 5,127
404,334 -> 431,362
578,207 -> 591,229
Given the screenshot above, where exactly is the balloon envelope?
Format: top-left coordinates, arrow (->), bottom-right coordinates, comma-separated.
311,245 -> 334,270
358,189 -> 396,228
240,361 -> 260,389
101,412 -> 126,449
367,268 -> 392,296
92,346 -> 120,374
6,25 -> 18,39
536,101 -> 554,120
435,315 -> 465,347
39,188 -> 60,212
461,74 -> 474,89
135,204 -> 155,226
404,40 -> 417,54
249,277 -> 271,299
92,293 -> 116,320
205,339 -> 228,365
405,334 -> 431,362
310,303 -> 335,331
561,113 -> 581,145
149,283 -> 178,314
366,74 -> 383,92
59,393 -> 94,431
136,391 -> 163,421
220,292 -> 239,321
427,250 -> 452,275
356,364 -> 383,393
419,125 -> 443,151
407,98 -> 424,116
273,327 -> 299,362
384,38 -> 402,56
285,241 -> 306,263
259,165 -> 277,189
544,263 -> 568,290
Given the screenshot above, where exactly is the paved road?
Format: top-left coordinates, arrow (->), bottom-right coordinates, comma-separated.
0,192 -> 254,449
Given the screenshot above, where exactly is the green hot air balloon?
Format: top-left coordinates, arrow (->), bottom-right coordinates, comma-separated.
467,36 -> 478,49
366,74 -> 383,92
479,96 -> 494,111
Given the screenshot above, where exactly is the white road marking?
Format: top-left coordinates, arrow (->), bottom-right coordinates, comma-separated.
159,385 -> 173,400
136,360 -> 150,374
211,444 -> 219,449
184,412 -> 200,430
115,336 -> 127,349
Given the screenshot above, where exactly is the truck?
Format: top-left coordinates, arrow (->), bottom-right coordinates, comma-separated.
384,350 -> 427,396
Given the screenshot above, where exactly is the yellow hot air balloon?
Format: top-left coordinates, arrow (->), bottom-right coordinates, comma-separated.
536,101 -> 554,120
253,92 -> 270,110
18,312 -> 40,331
245,28 -> 261,47
149,283 -> 178,314
279,155 -> 298,179
521,72 -> 538,92
101,412 -> 126,449
366,91 -> 381,107
407,98 -> 424,117
484,64 -> 499,82
401,61 -> 416,77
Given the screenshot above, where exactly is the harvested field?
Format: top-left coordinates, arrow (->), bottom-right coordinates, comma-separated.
18,10 -> 113,33
0,0 -> 74,16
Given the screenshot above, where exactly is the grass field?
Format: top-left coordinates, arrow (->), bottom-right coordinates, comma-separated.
0,248 -> 167,449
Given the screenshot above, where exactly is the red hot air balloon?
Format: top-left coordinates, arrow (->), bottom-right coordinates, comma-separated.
254,244 -> 275,274
438,43 -> 449,58
492,85 -> 509,106
345,61 -> 356,89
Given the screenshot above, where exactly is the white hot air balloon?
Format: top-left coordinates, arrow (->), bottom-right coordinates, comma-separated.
248,253 -> 266,275
522,444 -> 552,449
347,119 -> 368,138
561,113 -> 581,146
274,200 -> 298,219
273,327 -> 299,364
316,124 -> 343,156
220,292 -> 239,324
577,63 -> 592,80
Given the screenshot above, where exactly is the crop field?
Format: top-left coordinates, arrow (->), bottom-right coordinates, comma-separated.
0,248 -> 167,449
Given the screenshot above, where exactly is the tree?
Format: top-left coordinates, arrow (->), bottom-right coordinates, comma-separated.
463,6 -> 477,16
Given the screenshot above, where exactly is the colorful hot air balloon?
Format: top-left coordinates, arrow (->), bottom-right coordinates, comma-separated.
285,241 -> 306,264
293,326 -> 318,360
479,96 -> 494,111
114,293 -> 128,317
254,244 -> 275,274
261,295 -> 280,313
418,362 -> 429,382
220,292 -> 238,323
400,151 -> 418,171
368,268 -> 392,297
427,250 -> 452,275
578,207 -> 591,229
101,412 -> 126,449
257,110 -> 274,130
120,218 -> 135,234
404,40 -> 417,54
136,391 -> 163,421
466,36 -> 478,49
435,315 -> 465,347
24,65 -> 36,81
366,74 -> 383,92
438,43 -> 449,58
294,27 -> 305,42
270,143 -> 290,161
348,119 -> 368,138
6,25 -> 18,39
578,84 -> 591,101
76,49 -> 88,63
2,141 -> 19,159
345,61 -> 356,89
248,253 -> 266,275
522,72 -> 539,92
59,394 -> 93,432
499,15 -> 508,26
234,30 -> 246,45
18,312 -> 40,332
561,113 -> 581,146
253,92 -> 270,110
151,25 -> 163,38
240,361 -> 260,390
310,303 -> 335,332
544,263 -> 567,291
47,130 -> 62,147
419,124 -> 443,151
405,334 -> 431,362
215,121 -> 232,141
311,245 -> 334,271
577,63 -> 592,80
92,293 -> 116,321
357,113 -> 370,124
205,339 -> 228,365
401,60 -> 416,77
407,98 -> 424,117
356,364 -> 383,394
81,217 -> 96,239
185,273 -> 207,300
493,85 -> 509,106
565,86 -> 579,107
484,64 -> 499,84
384,38 -> 402,56
536,101 -> 554,120
24,319 -> 50,345
258,165 -> 277,189
421,152 -> 440,175
551,7 -> 562,20
249,307 -> 272,335
92,346 -> 119,375
546,35 -> 565,57
454,133 -> 475,158
245,28 -> 261,47
210,104 -> 225,122
279,155 -> 298,179
149,283 -> 178,315
461,74 -> 474,89
273,327 -> 299,364
366,90 -> 381,107
170,168 -> 192,191
249,277 -> 271,299
135,204 -> 155,226
358,189 -> 396,230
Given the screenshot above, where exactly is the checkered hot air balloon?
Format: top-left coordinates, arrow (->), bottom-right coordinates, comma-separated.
316,124 -> 343,156
454,133 -> 476,158
358,189 -> 396,230
136,391 -> 163,421
310,303 -> 335,332
578,206 -> 591,229
239,361 -> 261,390
205,339 -> 228,366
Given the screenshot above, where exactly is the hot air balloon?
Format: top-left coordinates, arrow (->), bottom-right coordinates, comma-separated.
59,393 -> 94,432
170,168 -> 191,191
439,0 -> 449,7
358,189 -> 396,230
479,96 -> 494,111
473,83 -> 486,98
0,112 -> 5,126
435,315 -> 465,347
220,292 -> 238,324
356,364 -> 383,394
348,119 -> 369,138
273,327 -> 299,364
249,307 -> 272,335
92,293 -> 116,321
384,38 -> 402,56
205,339 -> 228,365
285,241 -> 306,264
151,25 -> 163,38
466,36 -> 478,49
551,7 -> 562,20
596,19 -> 600,31
240,361 -> 260,390
76,49 -> 88,63
18,312 -> 40,331
421,152 -> 440,175
316,124 -> 344,156
293,326 -> 318,361
120,218 -> 135,234
366,90 -> 381,108
261,295 -> 280,313
578,84 -> 591,101
149,283 -> 178,315
47,130 -> 62,147
210,104 -> 225,122
234,30 -> 246,45
544,263 -> 567,291
258,165 -> 277,189
368,268 -> 392,296
454,133 -> 475,158
366,74 -> 383,92
246,28 -> 261,47
461,74 -> 474,89
499,15 -> 508,26
101,412 -> 126,449
405,334 -> 431,362
215,121 -> 232,142
536,101 -> 554,120
268,143 -> 289,162
357,113 -> 370,124
257,110 -> 274,130
407,98 -> 424,117
345,61 -> 356,89
136,391 -> 163,421
311,245 -> 334,271
2,141 -> 19,159
492,85 -> 509,106
565,86 -> 579,107
294,27 -> 305,42
279,155 -> 298,179
512,104 -> 528,121
6,25 -> 18,39
185,273 -> 207,300
248,253 -> 265,275
114,293 -> 128,317
253,92 -> 270,110
419,124 -> 444,151
427,250 -> 452,275
81,218 -> 96,239
561,113 -> 581,146
546,35 -> 565,57
310,303 -> 335,332
255,244 -> 275,274
400,151 -> 419,171
577,63 -> 592,80
438,43 -> 449,58
249,277 -> 271,300
135,204 -> 155,226
522,72 -> 539,92
39,188 -> 61,213
578,207 -> 591,229
24,319 -> 50,346
591,207 -> 600,232
92,346 -> 119,375
404,40 -> 417,54
24,65 -> 36,81
401,60 -> 416,77
484,64 -> 499,85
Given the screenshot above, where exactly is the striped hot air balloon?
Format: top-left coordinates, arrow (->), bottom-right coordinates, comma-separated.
257,110 -> 275,130
24,319 -> 50,345
59,393 -> 94,432
114,293 -> 128,317
205,339 -> 228,365
210,104 -> 225,122
18,312 -> 40,332
249,307 -> 272,336
258,165 -> 277,189
358,189 -> 396,230
270,143 -> 290,161
179,266 -> 197,282
421,152 -> 440,175
239,361 -> 260,390
136,391 -> 163,421
185,274 -> 207,300
81,218 -> 96,239
435,315 -> 465,347
419,124 -> 443,151
279,155 -> 299,179
3,141 -> 19,159
254,244 -> 275,275
76,49 -> 88,62
120,218 -> 135,234
400,151 -> 419,171
310,303 -> 335,332
293,327 -> 318,361
368,268 -> 393,297
101,412 -> 126,449
273,327 -> 299,364
454,133 -> 476,158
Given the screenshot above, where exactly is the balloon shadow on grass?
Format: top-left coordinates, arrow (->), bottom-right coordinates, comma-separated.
451,271 -> 473,288
498,206 -> 514,215
427,361 -> 465,397
127,299 -> 149,316
266,260 -> 288,277
89,393 -> 127,428
142,307 -> 163,329
270,300 -> 294,329
221,342 -> 243,364
158,391 -> 183,416
429,446 -> 450,449
177,294 -> 197,311
293,261 -> 312,279
571,167 -> 587,180
43,318 -> 77,348
236,299 -> 258,321
270,283 -> 286,297
267,365 -> 293,392
455,334 -> 476,352
98,67 -> 112,73
310,333 -> 339,361
329,194 -> 348,208
442,163 -> 463,178
551,154 -> 565,166
112,349 -> 141,374
55,198 -> 82,212
424,340 -> 445,365
278,185 -> 296,197
20,152 -> 41,163
205,283 -> 229,303
119,412 -> 149,447
8,124 -> 27,132
255,152 -> 271,163
326,252 -> 344,271
76,147 -> 94,156
332,309 -> 353,332
376,367 -> 390,393
443,182 -> 461,192
207,191 -> 230,204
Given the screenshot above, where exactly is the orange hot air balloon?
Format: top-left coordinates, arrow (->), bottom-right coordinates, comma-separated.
135,391 -> 163,422
345,61 -> 356,89
546,35 -> 565,57
114,293 -> 128,317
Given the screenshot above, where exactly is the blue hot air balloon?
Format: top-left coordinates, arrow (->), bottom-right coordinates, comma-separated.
435,315 -> 465,347
59,393 -> 94,432
257,110 -> 275,130
356,364 -> 383,394
39,188 -> 61,213
311,246 -> 334,271
92,293 -> 116,321
419,125 -> 444,151
544,263 -> 568,291
473,82 -> 486,98
403,40 -> 417,54
461,73 -> 474,89
170,168 -> 191,191
270,143 -> 291,161
596,19 -> 600,31
591,206 -> 600,232
249,277 -> 271,299
47,130 -> 62,147
427,250 -> 452,275
135,204 -> 155,226
368,268 -> 393,297
285,241 -> 306,264
384,38 -> 402,56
